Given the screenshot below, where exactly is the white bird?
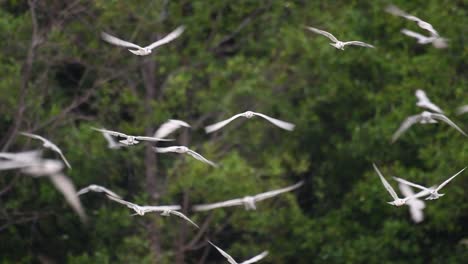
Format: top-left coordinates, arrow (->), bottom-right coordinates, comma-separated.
153,119 -> 190,139
393,167 -> 466,200
373,164 -> 429,206
20,132 -> 71,169
392,111 -> 467,142
415,89 -> 444,113
91,127 -> 173,146
385,5 -> 440,36
205,111 -> 295,133
305,26 -> 374,50
193,181 -> 303,211
49,173 -> 88,223
105,195 -> 198,228
153,146 -> 218,168
101,26 -> 185,56
77,184 -> 122,199
208,241 -> 268,264
400,29 -> 448,49
398,182 -> 428,223
456,105 -> 468,115
0,150 -> 42,162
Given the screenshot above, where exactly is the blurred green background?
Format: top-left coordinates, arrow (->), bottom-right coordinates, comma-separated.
0,0 -> 467,263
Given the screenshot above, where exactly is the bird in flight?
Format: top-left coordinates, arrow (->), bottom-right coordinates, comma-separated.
77,184 -> 122,199
153,146 -> 218,167
373,164 -> 429,206
205,111 -> 295,133
391,111 -> 467,142
415,89 -> 443,113
397,182 -> 429,223
106,195 -> 198,228
208,241 -> 268,264
393,167 -> 466,200
400,29 -> 448,49
304,26 -> 374,50
101,26 -> 185,56
193,181 -> 303,211
92,127 -> 173,146
153,119 -> 190,139
20,132 -> 71,169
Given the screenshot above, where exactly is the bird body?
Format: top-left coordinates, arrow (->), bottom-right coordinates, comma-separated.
92,127 -> 173,146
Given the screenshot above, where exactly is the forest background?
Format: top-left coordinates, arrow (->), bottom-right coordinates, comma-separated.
0,0 -> 467,263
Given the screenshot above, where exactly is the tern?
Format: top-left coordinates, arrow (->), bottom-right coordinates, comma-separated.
20,132 -> 71,169
208,241 -> 268,264
415,89 -> 443,113
193,181 -> 304,211
77,184 -> 122,198
391,111 -> 467,142
304,26 -> 374,50
385,5 -> 439,36
456,105 -> 468,115
153,119 -> 190,139
106,195 -> 198,228
153,146 -> 218,167
393,167 -> 466,200
373,164 -> 429,206
101,26 -> 185,56
205,111 -> 295,133
400,29 -> 448,49
91,127 -> 173,146
398,182 -> 429,223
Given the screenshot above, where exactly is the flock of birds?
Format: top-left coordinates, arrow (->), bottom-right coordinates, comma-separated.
1,4 -> 467,263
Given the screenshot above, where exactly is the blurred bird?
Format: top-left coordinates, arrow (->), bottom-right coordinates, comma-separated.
48,173 -> 88,223
153,146 -> 218,167
415,89 -> 443,113
397,182 -> 429,223
304,26 -> 374,50
153,119 -> 190,139
101,26 -> 185,56
106,195 -> 198,228
208,241 -> 268,264
205,111 -> 295,133
392,111 -> 467,142
373,164 -> 429,206
20,132 -> 71,169
456,105 -> 468,115
0,150 -> 42,162
393,167 -> 466,200
77,184 -> 122,199
193,181 -> 303,211
385,5 -> 440,36
91,127 -> 173,146
401,29 -> 448,48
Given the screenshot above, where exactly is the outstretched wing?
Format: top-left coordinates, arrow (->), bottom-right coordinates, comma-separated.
134,136 -> 174,142
436,167 -> 466,191
430,113 -> 467,136
391,114 -> 422,143
152,146 -> 180,153
168,211 -> 200,228
146,25 -> 185,50
254,181 -> 304,202
91,127 -> 128,138
106,194 -> 138,210
253,112 -> 295,131
186,149 -> 218,167
242,251 -> 269,264
154,119 -> 190,139
49,173 -> 87,223
101,32 -> 142,49
305,26 -> 339,42
343,41 -> 375,48
208,241 -> 237,264
205,113 -> 245,133
192,198 -> 244,212
393,176 -> 429,192
373,164 -> 399,200
401,29 -> 429,42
